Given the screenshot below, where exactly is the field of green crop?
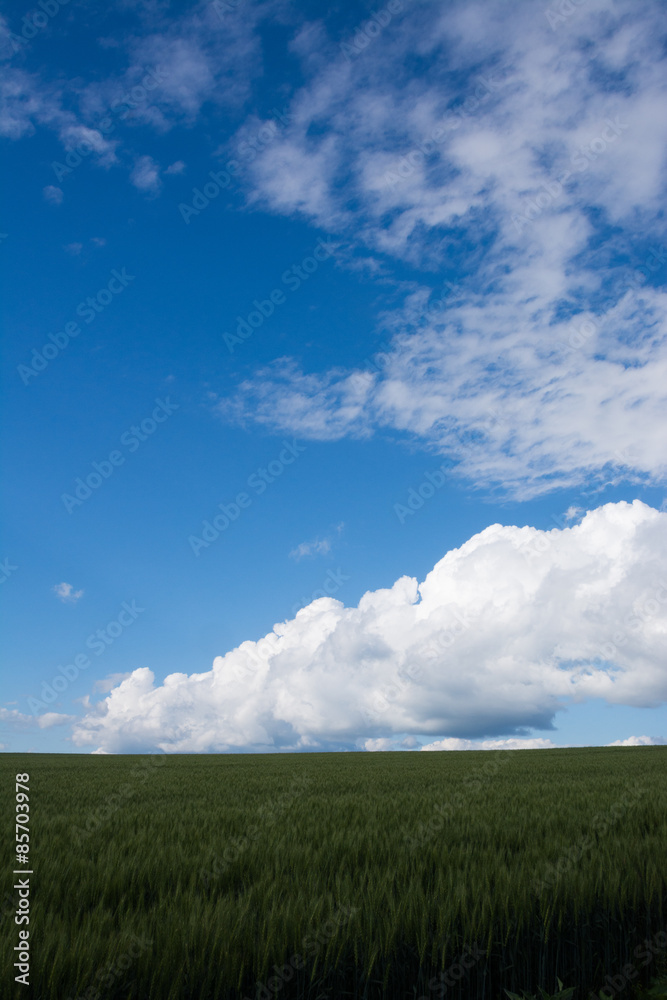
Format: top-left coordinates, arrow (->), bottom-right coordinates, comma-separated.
1,746 -> 666,1000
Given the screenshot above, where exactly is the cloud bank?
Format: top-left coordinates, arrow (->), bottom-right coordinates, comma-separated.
71,501 -> 667,754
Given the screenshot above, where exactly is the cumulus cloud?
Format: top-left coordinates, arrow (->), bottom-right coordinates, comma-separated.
71,501 -> 667,754
53,582 -> 83,604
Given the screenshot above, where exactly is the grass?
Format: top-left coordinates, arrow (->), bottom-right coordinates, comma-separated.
1,745 -> 665,999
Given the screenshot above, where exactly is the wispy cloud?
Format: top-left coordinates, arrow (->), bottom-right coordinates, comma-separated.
289,524 -> 343,560
0,1 -> 272,189
216,0 -> 667,500
290,538 -> 331,560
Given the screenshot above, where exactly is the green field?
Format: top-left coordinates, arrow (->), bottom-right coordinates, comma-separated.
1,746 -> 666,1000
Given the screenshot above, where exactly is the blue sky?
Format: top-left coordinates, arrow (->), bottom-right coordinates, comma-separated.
1,0 -> 666,754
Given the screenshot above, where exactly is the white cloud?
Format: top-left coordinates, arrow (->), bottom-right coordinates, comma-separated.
43,185 -> 63,205
59,124 -> 118,166
92,672 -> 133,694
290,537 -> 331,560
218,0 -> 667,499
130,154 -> 161,194
53,582 -> 83,604
0,0 -> 270,186
165,160 -> 186,174
0,707 -> 75,730
290,523 -> 344,560
37,712 -> 77,729
0,67 -> 57,139
222,278 -> 667,498
606,734 -> 664,746
419,737 -> 560,751
71,501 -> 667,754
363,737 -> 399,752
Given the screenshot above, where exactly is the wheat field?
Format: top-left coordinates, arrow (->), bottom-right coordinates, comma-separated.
1,746 -> 666,1000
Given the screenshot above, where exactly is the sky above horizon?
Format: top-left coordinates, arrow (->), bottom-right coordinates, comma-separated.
1,0 -> 666,755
